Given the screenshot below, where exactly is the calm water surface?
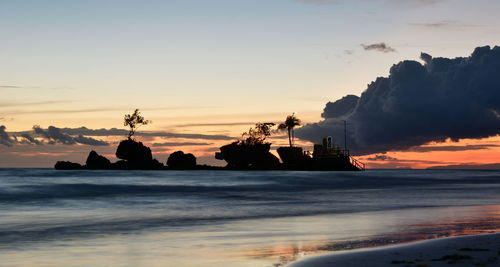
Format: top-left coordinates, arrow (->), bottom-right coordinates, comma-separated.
0,169 -> 499,266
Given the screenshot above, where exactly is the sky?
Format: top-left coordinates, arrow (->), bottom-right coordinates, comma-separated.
1,0 -> 499,168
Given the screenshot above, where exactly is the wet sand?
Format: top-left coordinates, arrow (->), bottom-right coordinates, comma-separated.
289,233 -> 500,267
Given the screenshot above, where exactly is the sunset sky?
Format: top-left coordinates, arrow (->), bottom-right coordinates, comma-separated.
1,0 -> 499,168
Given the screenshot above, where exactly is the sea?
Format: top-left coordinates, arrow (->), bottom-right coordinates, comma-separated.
0,169 -> 499,267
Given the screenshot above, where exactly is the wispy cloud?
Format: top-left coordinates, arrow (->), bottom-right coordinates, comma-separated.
0,105 -> 214,115
409,20 -> 480,29
152,142 -> 213,147
366,154 -> 397,161
361,43 -> 397,53
0,85 -> 20,89
32,126 -> 109,146
407,144 -> 499,152
171,122 -> 255,128
36,126 -> 235,141
293,0 -> 337,5
295,0 -> 445,6
0,101 -> 70,108
1,125 -> 110,147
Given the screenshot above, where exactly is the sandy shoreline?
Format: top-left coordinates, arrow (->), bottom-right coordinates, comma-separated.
288,233 -> 500,267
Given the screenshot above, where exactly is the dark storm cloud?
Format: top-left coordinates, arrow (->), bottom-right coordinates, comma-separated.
296,46 -> 500,155
321,95 -> 359,118
0,125 -> 14,147
361,43 -> 397,53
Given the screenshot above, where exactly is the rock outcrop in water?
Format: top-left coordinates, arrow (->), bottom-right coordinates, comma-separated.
217,142 -> 281,170
167,151 -> 197,170
86,150 -> 111,169
54,113 -> 364,171
114,139 -> 163,169
54,161 -> 83,170
54,138 -> 209,170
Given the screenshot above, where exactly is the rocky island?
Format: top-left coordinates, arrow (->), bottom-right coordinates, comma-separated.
55,110 -> 364,171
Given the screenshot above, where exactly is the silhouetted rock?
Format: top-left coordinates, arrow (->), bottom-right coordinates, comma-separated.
115,138 -> 155,169
218,142 -> 281,170
150,158 -> 165,170
116,138 -> 153,162
55,161 -> 82,170
277,147 -> 312,170
85,150 -> 111,169
110,160 -> 130,170
167,151 -> 197,169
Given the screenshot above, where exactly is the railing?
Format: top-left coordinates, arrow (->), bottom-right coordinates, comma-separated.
340,149 -> 365,171
350,156 -> 365,171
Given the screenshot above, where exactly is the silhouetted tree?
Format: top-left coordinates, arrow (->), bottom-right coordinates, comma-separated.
278,114 -> 301,147
124,109 -> 151,139
241,122 -> 275,145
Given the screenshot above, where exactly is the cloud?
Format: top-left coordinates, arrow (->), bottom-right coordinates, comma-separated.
73,134 -> 109,146
19,133 -> 43,145
428,163 -> 500,170
0,126 -> 14,147
407,144 -> 499,152
410,20 -> 480,29
1,106 -> 213,115
366,154 -> 397,161
296,46 -> 500,155
171,122 -> 255,128
321,95 -> 359,118
32,126 -> 109,146
0,85 -> 20,89
361,43 -> 396,53
45,126 -> 235,140
293,0 -> 337,5
294,0 -> 444,6
0,101 -> 69,108
152,142 -> 213,147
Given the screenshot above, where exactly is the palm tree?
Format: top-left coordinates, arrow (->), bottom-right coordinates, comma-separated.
278,114 -> 301,147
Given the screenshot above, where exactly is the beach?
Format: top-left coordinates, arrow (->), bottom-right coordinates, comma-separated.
289,233 -> 500,267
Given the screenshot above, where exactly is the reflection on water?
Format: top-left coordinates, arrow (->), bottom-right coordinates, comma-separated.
241,205 -> 500,267
2,205 -> 500,267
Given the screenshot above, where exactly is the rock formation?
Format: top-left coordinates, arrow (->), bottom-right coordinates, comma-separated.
167,151 -> 197,169
86,150 -> 111,169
